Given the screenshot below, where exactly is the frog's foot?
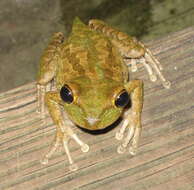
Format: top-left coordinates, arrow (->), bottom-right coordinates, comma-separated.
40,130 -> 89,171
125,53 -> 171,89
115,111 -> 141,155
124,58 -> 158,83
143,51 -> 171,89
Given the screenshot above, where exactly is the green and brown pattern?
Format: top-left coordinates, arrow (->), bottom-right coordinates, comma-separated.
36,18 -> 171,171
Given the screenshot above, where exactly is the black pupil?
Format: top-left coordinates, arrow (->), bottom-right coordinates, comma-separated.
60,86 -> 73,103
115,90 -> 129,107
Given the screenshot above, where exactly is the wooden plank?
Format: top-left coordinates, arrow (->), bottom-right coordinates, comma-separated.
0,27 -> 194,190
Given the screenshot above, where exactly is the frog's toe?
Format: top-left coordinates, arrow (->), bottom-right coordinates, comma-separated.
37,84 -> 46,115
41,127 -> 88,171
71,134 -> 90,153
163,80 -> 171,89
36,103 -> 46,118
62,133 -> 89,171
117,145 -> 127,154
115,116 -> 130,141
40,157 -> 49,165
69,163 -> 79,171
115,131 -> 124,140
116,119 -> 141,156
117,125 -> 135,153
150,74 -> 157,82
129,146 -> 137,155
81,143 -> 90,152
40,135 -> 61,165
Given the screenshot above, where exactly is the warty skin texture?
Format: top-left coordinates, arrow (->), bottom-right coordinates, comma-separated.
37,17 -> 170,171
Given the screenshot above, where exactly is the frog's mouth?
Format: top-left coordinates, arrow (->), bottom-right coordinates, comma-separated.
64,103 -> 123,130
81,108 -> 122,130
77,117 -> 122,135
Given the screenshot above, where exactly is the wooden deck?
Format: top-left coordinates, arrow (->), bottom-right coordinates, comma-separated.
0,27 -> 194,190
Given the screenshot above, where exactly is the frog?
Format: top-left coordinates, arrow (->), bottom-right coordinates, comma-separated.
37,17 -> 171,171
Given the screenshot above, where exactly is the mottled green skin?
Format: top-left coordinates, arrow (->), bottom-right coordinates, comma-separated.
37,18 -> 145,163
55,18 -> 129,129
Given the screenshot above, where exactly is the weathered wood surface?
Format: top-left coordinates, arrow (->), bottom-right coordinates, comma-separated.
0,27 -> 194,190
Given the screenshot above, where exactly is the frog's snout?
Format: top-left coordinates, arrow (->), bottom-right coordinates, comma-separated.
86,117 -> 100,125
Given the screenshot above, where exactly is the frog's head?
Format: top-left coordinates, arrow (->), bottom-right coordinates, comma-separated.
60,78 -> 129,130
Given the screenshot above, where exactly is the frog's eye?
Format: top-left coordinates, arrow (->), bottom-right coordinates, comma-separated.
115,90 -> 129,108
60,85 -> 74,104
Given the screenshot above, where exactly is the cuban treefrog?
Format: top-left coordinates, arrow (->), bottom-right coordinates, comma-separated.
37,18 -> 170,171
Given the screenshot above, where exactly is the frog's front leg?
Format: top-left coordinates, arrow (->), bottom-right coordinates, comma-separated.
89,19 -> 171,89
41,92 -> 89,171
115,80 -> 143,155
37,32 -> 64,115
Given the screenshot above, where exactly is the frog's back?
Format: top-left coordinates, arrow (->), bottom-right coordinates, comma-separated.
57,18 -> 127,87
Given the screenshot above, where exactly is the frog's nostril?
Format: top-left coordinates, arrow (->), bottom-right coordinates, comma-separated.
86,117 -> 99,125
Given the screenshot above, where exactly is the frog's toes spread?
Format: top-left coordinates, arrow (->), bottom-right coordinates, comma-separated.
124,52 -> 171,89
41,129 -> 89,171
143,51 -> 171,89
116,110 -> 141,155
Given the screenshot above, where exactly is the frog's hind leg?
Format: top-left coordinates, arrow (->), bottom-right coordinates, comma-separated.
37,32 -> 64,115
89,19 -> 171,89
